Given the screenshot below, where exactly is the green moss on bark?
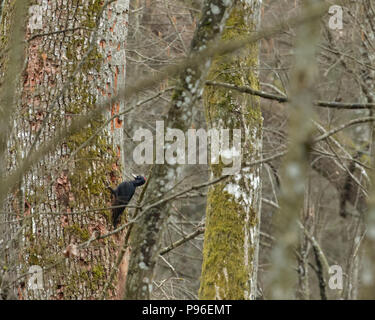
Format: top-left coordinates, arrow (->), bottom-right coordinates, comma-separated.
199,1 -> 262,300
64,2 -> 118,223
200,185 -> 250,299
19,0 -> 120,298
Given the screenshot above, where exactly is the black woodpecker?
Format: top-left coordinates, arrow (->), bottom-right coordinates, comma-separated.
108,174 -> 146,228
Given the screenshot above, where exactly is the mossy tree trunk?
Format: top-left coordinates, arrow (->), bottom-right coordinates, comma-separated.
199,0 -> 263,300
0,0 -> 129,299
124,0 -> 236,299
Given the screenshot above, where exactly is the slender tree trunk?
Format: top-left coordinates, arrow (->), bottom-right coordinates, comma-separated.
268,0 -> 320,299
0,0 -> 31,300
199,0 -> 263,300
124,0 -> 236,299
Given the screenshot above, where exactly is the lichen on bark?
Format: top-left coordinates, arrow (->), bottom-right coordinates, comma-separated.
124,0 -> 236,300
199,0 -> 263,300
2,0 -> 128,299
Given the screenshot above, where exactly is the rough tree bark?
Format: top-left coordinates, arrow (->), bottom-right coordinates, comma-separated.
0,0 -> 129,299
124,0 -> 236,299
199,0 -> 262,300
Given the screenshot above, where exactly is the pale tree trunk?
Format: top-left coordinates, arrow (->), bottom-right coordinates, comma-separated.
0,0 -> 129,299
268,0 -> 320,299
199,0 -> 263,300
0,0 -> 31,300
124,0 -> 236,299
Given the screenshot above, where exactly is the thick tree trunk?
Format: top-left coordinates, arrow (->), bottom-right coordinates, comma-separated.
199,0 -> 263,300
0,0 -> 129,299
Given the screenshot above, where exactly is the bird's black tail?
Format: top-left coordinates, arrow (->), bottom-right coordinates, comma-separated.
112,199 -> 126,228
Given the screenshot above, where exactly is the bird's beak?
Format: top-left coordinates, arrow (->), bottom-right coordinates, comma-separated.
131,173 -> 137,178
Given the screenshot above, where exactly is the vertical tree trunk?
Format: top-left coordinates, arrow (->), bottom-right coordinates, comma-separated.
0,0 -> 31,300
0,0 -> 129,299
268,0 -> 320,299
124,0 -> 236,299
199,0 -> 262,300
